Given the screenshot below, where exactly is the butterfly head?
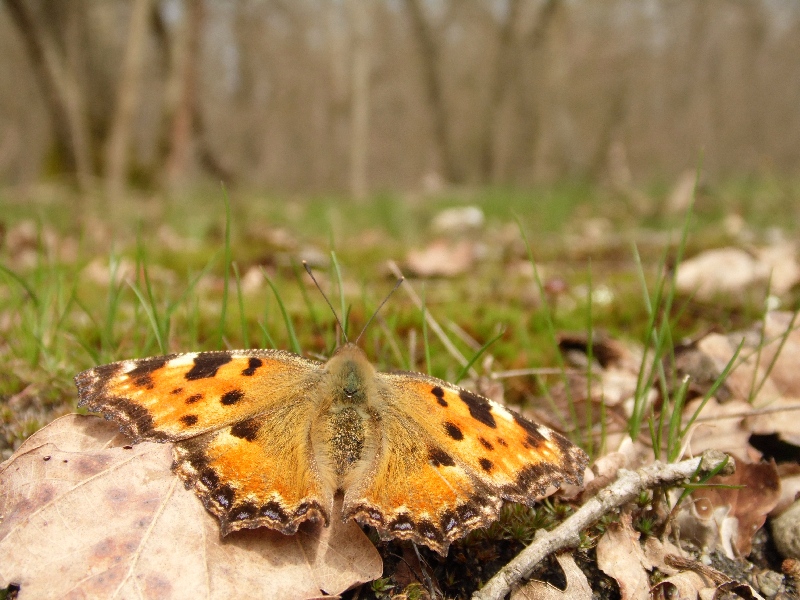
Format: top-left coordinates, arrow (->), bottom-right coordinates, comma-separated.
326,343 -> 377,405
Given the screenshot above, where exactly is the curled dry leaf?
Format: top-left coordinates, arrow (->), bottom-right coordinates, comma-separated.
596,513 -> 652,600
0,415 -> 382,600
509,552 -> 591,600
651,570 -> 709,600
678,458 -> 780,558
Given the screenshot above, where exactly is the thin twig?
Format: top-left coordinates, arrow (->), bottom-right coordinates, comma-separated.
472,450 -> 733,600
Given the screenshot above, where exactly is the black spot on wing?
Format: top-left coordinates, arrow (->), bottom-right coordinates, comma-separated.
180,414 -> 198,427
456,501 -> 479,522
389,513 -> 414,532
458,389 -> 497,428
513,413 -> 547,448
230,416 -> 262,442
221,389 -> 244,405
429,446 -> 456,467
440,509 -> 458,533
185,394 -> 203,404
185,353 -> 232,380
479,437 -> 494,451
230,502 -> 258,522
260,500 -> 287,522
214,484 -> 235,509
127,355 -> 175,388
479,458 -> 494,473
431,386 -> 447,407
242,357 -> 262,376
171,387 -> 183,395
417,519 -> 441,542
443,421 -> 464,441
351,503 -> 385,525
200,468 -> 219,490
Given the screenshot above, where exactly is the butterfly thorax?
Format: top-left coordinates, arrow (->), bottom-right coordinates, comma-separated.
314,344 -> 380,489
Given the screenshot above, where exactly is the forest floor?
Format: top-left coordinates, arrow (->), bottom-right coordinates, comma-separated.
2,178 -> 800,599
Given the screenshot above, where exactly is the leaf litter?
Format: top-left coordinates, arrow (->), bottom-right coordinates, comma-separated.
0,414 -> 381,600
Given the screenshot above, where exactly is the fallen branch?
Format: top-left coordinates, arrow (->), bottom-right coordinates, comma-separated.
472,450 -> 733,600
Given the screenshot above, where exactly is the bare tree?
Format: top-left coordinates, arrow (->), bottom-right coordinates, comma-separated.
4,0 -> 93,191
105,0 -> 153,200
475,0 -> 521,182
347,0 -> 373,200
402,0 -> 462,184
163,0 -> 203,189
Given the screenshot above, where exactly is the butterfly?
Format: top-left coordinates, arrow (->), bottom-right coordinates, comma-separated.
75,277 -> 587,555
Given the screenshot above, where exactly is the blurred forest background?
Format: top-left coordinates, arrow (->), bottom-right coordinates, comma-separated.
1,0 -> 799,199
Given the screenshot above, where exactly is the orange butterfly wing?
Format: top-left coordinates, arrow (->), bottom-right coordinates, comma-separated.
344,372 -> 587,554
76,350 -> 333,534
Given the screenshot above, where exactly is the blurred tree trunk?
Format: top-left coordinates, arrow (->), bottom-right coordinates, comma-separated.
402,0 -> 462,184
164,0 -> 203,189
105,0 -> 153,200
476,0 -> 521,183
347,0 -> 373,201
4,0 -> 92,191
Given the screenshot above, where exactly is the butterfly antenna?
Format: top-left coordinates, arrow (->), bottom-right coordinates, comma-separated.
303,261 -> 348,343
355,277 -> 404,345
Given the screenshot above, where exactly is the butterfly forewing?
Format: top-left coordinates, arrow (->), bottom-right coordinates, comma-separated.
75,350 -> 322,442
76,349 -> 334,533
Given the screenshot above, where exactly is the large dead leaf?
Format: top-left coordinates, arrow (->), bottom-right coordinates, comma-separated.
678,458 -> 780,558
596,513 -> 651,600
0,415 -> 381,600
510,552 -> 592,600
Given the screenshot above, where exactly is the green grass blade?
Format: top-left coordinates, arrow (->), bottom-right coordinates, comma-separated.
128,280 -> 166,354
217,187 -> 232,349
0,262 -> 39,307
454,326 -> 505,384
421,286 -> 432,376
330,251 -> 347,341
667,375 -> 691,462
232,262 -> 249,349
261,267 -> 301,354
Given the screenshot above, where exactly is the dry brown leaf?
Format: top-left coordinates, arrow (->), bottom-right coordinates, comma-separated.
684,458 -> 780,557
651,571 -> 710,600
405,240 -> 476,277
745,397 -> 800,447
757,311 -> 800,398
675,246 -> 799,301
596,513 -> 651,600
581,450 -> 628,499
510,552 -> 591,600
642,537 -> 683,576
682,397 -> 758,458
696,332 -> 782,406
772,463 -> 800,516
0,415 -> 382,600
